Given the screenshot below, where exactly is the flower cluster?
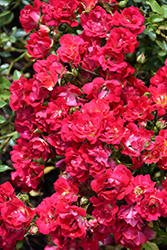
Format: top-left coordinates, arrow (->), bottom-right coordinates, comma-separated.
2,0 -> 167,249
0,182 -> 35,249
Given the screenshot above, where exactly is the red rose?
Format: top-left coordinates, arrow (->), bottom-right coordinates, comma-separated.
56,34 -> 88,66
115,221 -> 155,250
106,27 -> 139,54
80,6 -> 113,38
65,146 -> 89,182
42,0 -> 79,27
56,204 -> 87,239
90,197 -> 118,226
11,161 -> 44,192
26,31 -> 52,59
1,198 -> 35,230
113,6 -> 145,34
79,0 -> 98,11
20,0 -> 41,33
28,137 -> 50,160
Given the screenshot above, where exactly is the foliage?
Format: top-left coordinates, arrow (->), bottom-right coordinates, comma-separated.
0,0 -> 32,156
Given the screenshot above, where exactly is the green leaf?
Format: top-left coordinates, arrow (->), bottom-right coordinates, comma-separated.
0,100 -> 7,108
159,24 -> 167,30
142,241 -> 159,250
144,29 -> 156,41
76,29 -> 82,35
22,0 -> 30,5
156,40 -> 167,51
0,32 -> 9,43
150,14 -> 164,22
0,10 -> 14,27
158,50 -> 166,56
152,225 -> 167,237
146,0 -> 163,14
0,0 -> 10,6
118,0 -> 129,8
14,29 -> 27,41
16,240 -> 23,250
162,238 -> 167,244
11,26 -> 17,36
0,164 -> 12,173
0,90 -> 11,100
162,5 -> 167,18
0,63 -> 9,75
0,51 -> 11,58
13,70 -> 22,81
0,76 -> 11,90
10,35 -> 16,43
0,115 -> 6,123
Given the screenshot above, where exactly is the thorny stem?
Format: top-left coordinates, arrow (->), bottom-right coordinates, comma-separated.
79,67 -> 100,76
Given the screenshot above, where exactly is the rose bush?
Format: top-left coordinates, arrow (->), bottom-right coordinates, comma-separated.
1,0 -> 167,249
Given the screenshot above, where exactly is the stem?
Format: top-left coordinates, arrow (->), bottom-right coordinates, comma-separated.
10,0 -> 22,11
21,61 -> 33,72
0,113 -> 15,129
75,65 -> 100,76
132,0 -> 137,7
81,67 -> 100,76
6,51 -> 27,75
0,137 -> 11,151
6,47 -> 26,53
25,237 -> 33,250
153,110 -> 157,127
0,131 -> 18,140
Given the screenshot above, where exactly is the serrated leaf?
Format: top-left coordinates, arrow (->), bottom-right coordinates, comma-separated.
146,0 -> 163,14
0,165 -> 12,172
143,241 -> 159,250
0,115 -> 6,123
13,70 -> 22,81
0,100 -> 7,108
150,14 -> 164,22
